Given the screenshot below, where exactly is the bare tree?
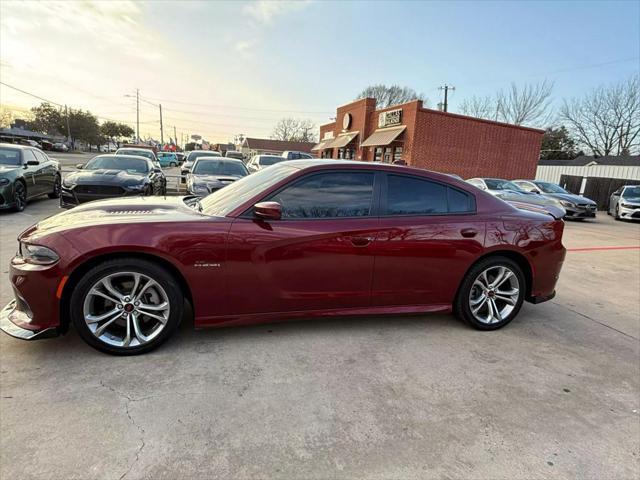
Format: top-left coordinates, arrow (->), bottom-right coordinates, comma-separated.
356,84 -> 427,108
496,80 -> 554,126
560,76 -> 640,156
457,80 -> 554,127
271,118 -> 317,142
459,95 -> 499,121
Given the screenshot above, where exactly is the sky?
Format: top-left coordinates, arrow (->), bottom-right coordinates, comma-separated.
0,0 -> 638,143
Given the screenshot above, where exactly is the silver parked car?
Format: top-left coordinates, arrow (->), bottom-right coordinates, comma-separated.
513,180 -> 597,220
608,185 -> 640,221
467,177 -> 565,212
186,158 -> 248,196
246,154 -> 286,173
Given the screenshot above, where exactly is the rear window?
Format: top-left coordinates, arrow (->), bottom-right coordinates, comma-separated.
192,160 -> 248,176
260,156 -> 284,166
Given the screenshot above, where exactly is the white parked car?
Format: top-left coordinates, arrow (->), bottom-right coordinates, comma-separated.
608,185 -> 640,221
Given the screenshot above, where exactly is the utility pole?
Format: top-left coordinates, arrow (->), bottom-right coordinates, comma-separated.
438,84 -> 455,112
136,88 -> 140,142
64,105 -> 71,145
159,103 -> 164,145
173,125 -> 177,146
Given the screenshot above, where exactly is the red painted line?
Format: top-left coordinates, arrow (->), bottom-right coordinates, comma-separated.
567,245 -> 640,252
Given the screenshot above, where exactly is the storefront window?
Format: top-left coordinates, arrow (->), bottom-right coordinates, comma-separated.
374,148 -> 382,162
394,146 -> 403,163
383,147 -> 393,163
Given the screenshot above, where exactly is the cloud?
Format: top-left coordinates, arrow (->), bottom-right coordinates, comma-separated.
235,40 -> 256,58
242,0 -> 312,24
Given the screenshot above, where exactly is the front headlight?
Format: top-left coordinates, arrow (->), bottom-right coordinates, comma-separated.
0,178 -> 10,186
127,183 -> 145,191
560,200 -> 575,208
193,184 -> 209,194
620,203 -> 635,208
18,243 -> 59,265
62,179 -> 75,188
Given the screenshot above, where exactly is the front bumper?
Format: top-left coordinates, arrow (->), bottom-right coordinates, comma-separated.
619,205 -> 640,220
0,300 -> 59,341
0,182 -> 16,210
564,205 -> 597,219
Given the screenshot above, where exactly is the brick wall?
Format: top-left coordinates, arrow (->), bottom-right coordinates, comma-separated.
410,109 -> 543,179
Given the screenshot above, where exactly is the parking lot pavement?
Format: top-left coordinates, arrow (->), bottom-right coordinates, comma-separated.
0,206 -> 638,480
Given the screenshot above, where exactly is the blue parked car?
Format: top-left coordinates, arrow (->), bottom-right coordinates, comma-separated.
157,151 -> 180,168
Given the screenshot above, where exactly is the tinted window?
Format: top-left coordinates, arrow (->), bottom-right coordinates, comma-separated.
448,187 -> 475,213
484,179 -> 523,191
269,172 -> 374,219
0,147 -> 22,166
387,175 -> 474,215
33,150 -> 48,163
192,159 -> 248,176
387,175 -> 447,215
260,156 -> 284,166
622,186 -> 640,198
22,149 -> 37,164
85,156 -> 149,173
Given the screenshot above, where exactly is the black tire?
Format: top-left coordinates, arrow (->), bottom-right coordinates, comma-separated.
454,256 -> 526,331
70,258 -> 184,355
614,205 -> 621,221
12,181 -> 26,212
48,174 -> 61,199
170,162 -> 177,167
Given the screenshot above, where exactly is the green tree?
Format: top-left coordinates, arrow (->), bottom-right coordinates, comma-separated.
67,109 -> 100,148
100,121 -> 134,147
540,126 -> 578,160
27,102 -> 64,135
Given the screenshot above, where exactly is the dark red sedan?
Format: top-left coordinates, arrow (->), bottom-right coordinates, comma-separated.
0,160 -> 566,355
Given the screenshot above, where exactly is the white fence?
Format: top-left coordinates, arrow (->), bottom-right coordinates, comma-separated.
535,165 -> 640,184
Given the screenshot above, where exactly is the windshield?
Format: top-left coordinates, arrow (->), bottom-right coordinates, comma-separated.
260,156 -> 284,166
535,181 -> 568,194
485,179 -> 523,191
201,163 -> 298,216
187,151 -> 220,161
117,149 -> 154,161
192,159 -> 248,176
85,156 -> 149,173
622,186 -> 640,198
0,148 -> 21,166
158,152 -> 174,158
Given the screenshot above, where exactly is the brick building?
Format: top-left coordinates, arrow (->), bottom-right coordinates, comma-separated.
240,138 -> 315,158
313,98 -> 544,179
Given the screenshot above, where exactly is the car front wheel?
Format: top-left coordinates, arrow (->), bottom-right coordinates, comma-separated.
48,174 -> 61,199
12,181 -> 26,212
454,256 -> 525,330
70,258 -> 184,355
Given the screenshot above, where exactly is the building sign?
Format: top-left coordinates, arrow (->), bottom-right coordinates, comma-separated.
323,131 -> 334,140
342,113 -> 352,130
378,109 -> 402,128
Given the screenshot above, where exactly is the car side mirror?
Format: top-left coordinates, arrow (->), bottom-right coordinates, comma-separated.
76,163 -> 84,169
532,189 -> 541,194
254,201 -> 282,221
26,160 -> 40,166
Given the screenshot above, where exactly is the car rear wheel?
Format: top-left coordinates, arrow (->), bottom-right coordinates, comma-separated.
48,174 -> 61,199
12,181 -> 26,212
170,162 -> 177,167
70,258 -> 183,355
454,256 -> 525,330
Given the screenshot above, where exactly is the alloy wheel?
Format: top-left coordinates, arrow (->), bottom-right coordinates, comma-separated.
14,182 -> 26,211
468,265 -> 520,325
82,271 -> 171,348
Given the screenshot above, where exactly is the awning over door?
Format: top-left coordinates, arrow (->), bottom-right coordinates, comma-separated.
329,131 -> 359,148
360,126 -> 406,147
311,137 -> 333,151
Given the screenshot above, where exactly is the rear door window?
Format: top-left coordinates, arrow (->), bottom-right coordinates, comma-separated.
385,174 -> 475,215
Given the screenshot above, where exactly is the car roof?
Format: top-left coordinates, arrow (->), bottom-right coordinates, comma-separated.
92,154 -> 151,162
0,142 -> 31,150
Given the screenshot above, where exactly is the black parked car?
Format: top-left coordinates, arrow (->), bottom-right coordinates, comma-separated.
60,154 -> 165,208
0,143 -> 61,212
186,158 -> 248,196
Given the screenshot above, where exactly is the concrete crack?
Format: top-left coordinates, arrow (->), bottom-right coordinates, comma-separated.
99,381 -> 146,480
551,301 -> 639,341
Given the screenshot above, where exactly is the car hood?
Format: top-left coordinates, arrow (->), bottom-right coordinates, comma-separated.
20,196 -> 213,241
65,169 -> 148,187
543,192 -> 595,204
621,197 -> 640,205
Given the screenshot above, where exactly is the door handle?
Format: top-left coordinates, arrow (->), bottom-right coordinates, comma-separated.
349,236 -> 373,247
460,228 -> 478,238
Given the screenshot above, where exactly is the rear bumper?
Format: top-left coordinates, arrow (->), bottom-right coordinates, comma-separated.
526,290 -> 556,304
0,300 -> 59,341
